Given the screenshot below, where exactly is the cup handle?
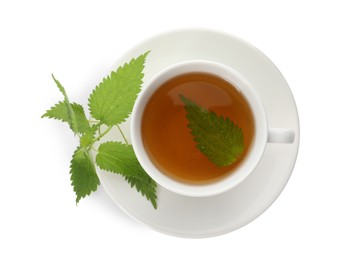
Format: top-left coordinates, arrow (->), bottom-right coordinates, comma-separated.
268,128 -> 295,143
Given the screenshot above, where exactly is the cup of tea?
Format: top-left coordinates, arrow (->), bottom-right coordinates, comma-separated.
131,60 -> 294,197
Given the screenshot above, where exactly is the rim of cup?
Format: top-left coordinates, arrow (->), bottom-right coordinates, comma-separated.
131,60 -> 268,197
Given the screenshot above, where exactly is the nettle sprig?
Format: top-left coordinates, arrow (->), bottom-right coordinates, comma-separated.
42,52 -> 157,209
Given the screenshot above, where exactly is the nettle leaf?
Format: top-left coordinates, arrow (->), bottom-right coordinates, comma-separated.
180,95 -> 245,167
124,175 -> 157,209
42,101 -> 90,134
88,51 -> 149,126
96,141 -> 157,208
51,75 -> 79,133
96,141 -> 147,180
70,147 -> 100,204
79,124 -> 99,147
43,53 -> 158,208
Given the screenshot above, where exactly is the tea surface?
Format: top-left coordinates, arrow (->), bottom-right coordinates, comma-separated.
142,72 -> 254,183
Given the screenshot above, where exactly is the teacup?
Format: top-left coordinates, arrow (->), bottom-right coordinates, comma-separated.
131,60 -> 294,197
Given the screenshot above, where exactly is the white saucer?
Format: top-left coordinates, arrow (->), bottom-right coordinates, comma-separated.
95,29 -> 300,238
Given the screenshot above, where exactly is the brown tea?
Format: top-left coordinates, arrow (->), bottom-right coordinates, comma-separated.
142,72 -> 255,183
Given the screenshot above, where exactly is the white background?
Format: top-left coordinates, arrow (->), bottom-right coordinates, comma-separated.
1,0 -> 349,259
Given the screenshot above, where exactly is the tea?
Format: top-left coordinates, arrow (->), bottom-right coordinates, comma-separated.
142,72 -> 255,183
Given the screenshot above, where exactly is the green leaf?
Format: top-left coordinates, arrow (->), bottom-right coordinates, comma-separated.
124,176 -> 157,209
79,124 -> 98,147
180,95 -> 245,167
42,101 -> 90,134
51,75 -> 79,133
96,141 -> 157,208
96,141 -> 147,180
88,51 -> 149,126
43,54 -> 157,208
70,147 -> 100,204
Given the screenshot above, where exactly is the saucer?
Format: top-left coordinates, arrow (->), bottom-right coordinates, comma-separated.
95,29 -> 300,238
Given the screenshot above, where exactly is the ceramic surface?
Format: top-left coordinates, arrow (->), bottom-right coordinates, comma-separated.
94,29 -> 299,238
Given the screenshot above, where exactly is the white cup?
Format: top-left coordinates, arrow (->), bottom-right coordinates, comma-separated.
131,60 -> 294,197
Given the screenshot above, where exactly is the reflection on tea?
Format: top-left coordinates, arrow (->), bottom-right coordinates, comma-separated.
142,73 -> 254,183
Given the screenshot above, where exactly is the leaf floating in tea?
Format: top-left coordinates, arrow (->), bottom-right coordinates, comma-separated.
180,95 -> 244,167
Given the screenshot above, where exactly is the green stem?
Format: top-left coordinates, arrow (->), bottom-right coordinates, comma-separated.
116,124 -> 129,145
93,125 -> 113,143
90,146 -> 98,153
